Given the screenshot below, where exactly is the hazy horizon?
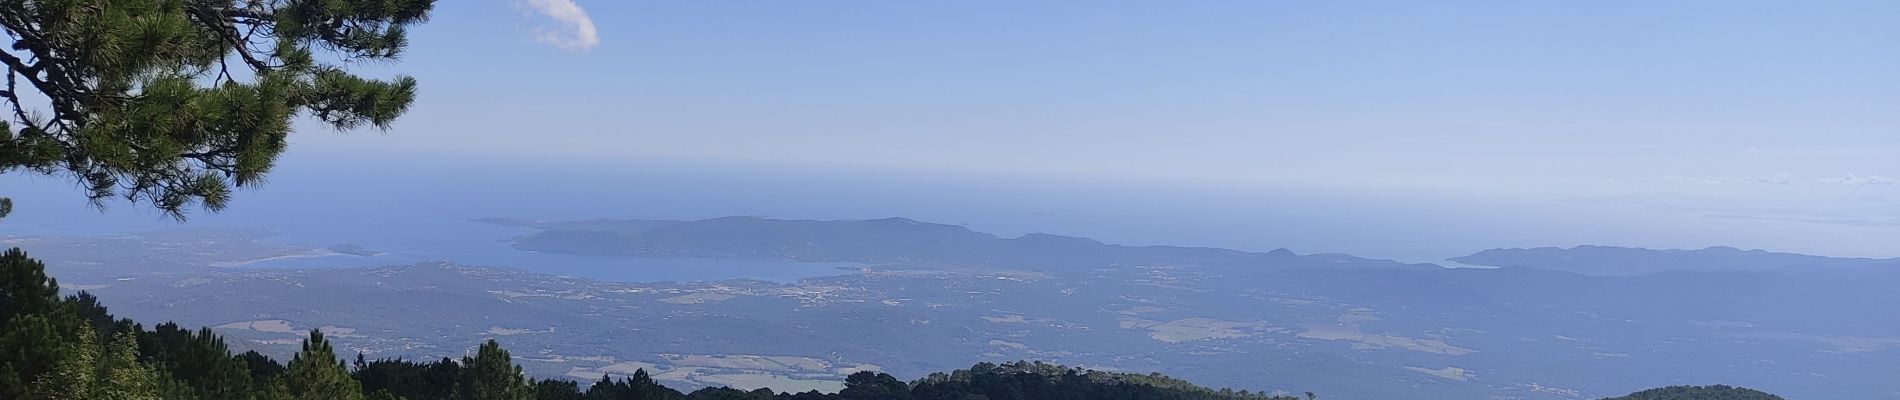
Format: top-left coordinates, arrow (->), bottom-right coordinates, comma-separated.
6,147 -> 1898,264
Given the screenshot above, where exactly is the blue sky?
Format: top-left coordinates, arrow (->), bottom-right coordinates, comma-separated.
318,1 -> 1897,190
7,1 -> 1900,259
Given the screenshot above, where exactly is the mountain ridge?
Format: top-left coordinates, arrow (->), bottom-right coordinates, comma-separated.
491,216 -> 1437,271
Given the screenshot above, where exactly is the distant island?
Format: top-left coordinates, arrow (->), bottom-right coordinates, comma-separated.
1599,385 -> 1785,400
1451,245 -> 1899,276
485,216 -> 1900,278
480,216 -> 1436,271
325,243 -> 385,257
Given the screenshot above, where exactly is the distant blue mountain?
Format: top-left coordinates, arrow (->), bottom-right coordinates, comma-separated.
492,216 -> 1434,271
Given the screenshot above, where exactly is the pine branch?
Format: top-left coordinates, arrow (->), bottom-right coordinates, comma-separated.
0,51 -> 77,134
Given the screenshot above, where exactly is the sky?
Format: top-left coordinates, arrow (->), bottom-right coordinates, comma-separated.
333,0 -> 1898,189
6,1 -> 1900,261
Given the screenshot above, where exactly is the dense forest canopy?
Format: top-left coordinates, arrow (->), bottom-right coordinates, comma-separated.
1598,385 -> 1786,400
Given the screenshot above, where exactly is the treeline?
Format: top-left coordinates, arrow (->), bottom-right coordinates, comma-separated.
0,248 -> 1301,400
1598,385 -> 1785,400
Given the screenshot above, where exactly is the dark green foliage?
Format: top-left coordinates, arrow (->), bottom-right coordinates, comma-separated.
682,386 -> 774,400
0,247 -> 79,398
25,320 -> 103,398
136,322 -> 258,399
0,248 -> 58,326
1599,385 -> 1786,400
0,312 -> 86,398
285,330 -> 362,400
0,0 -> 435,219
909,361 -> 1298,400
458,339 -> 534,400
356,356 -> 460,400
584,369 -> 684,400
534,379 -> 587,400
89,329 -> 163,399
1,247 -> 163,399
839,371 -> 911,400
61,291 -> 137,344
238,350 -> 288,392
778,390 -> 832,400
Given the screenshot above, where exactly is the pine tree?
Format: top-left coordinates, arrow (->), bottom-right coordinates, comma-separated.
626,368 -> 679,400
254,376 -> 294,400
0,248 -> 59,326
0,0 -> 437,219
238,350 -> 288,398
94,330 -> 161,400
27,321 -> 97,400
21,325 -> 159,400
0,247 -> 77,399
533,379 -> 585,400
586,374 -> 620,400
283,329 -> 362,400
839,371 -> 911,400
456,339 -> 533,400
136,324 -> 257,400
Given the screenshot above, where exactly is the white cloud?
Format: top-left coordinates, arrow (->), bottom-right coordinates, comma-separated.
1819,174 -> 1896,186
516,0 -> 599,51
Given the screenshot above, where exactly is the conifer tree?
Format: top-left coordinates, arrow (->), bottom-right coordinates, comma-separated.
0,248 -> 75,399
0,0 -> 437,219
457,339 -> 534,400
533,379 -> 585,400
137,324 -> 258,400
586,374 -> 619,400
284,329 -> 362,400
94,330 -> 161,400
629,368 -> 680,400
27,321 -> 96,400
0,248 -> 58,325
839,371 -> 911,400
20,325 -> 159,400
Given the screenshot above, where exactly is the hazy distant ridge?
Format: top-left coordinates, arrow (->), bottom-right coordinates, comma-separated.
487,216 -> 1431,271
1450,245 -> 1899,276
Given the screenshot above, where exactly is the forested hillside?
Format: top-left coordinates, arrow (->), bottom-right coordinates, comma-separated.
0,248 -> 1305,399
1598,385 -> 1786,400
